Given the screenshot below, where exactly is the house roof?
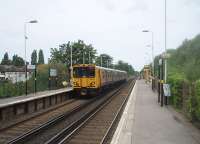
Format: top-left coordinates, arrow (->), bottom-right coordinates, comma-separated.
0,65 -> 26,72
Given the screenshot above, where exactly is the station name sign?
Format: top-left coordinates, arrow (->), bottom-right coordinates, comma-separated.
50,69 -> 57,77
27,65 -> 36,70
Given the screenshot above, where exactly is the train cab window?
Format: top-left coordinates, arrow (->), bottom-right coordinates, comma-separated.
88,67 -> 95,77
73,67 -> 95,78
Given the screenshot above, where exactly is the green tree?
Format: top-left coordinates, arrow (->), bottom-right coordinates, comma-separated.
12,55 -> 25,66
153,34 -> 200,81
115,60 -> 135,75
38,49 -> 44,64
50,40 -> 97,66
95,54 -> 113,67
1,52 -> 12,65
31,50 -> 37,65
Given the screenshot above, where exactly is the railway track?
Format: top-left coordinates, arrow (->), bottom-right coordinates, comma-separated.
0,99 -> 88,144
46,79 -> 135,144
0,79 -> 134,144
12,83 -> 124,144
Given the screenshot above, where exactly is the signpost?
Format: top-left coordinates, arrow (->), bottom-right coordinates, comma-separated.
27,65 -> 37,93
49,69 -> 58,90
27,65 -> 36,70
50,69 -> 57,77
163,84 -> 171,97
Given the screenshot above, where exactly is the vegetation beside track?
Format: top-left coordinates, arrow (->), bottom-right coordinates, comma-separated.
154,34 -> 200,122
0,63 -> 68,98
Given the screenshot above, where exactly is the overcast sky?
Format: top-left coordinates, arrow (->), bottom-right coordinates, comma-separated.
0,0 -> 200,70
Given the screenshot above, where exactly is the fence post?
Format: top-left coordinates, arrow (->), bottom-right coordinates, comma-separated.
161,59 -> 164,107
48,67 -> 51,90
34,66 -> 37,93
158,65 -> 161,103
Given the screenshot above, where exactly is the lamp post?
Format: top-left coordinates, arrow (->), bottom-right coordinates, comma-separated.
164,0 -> 168,105
164,0 -> 167,83
24,20 -> 38,95
145,52 -> 151,64
143,30 -> 155,90
142,30 -> 154,76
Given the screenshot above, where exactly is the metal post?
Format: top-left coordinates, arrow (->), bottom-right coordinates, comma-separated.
83,46 -> 85,64
164,0 -> 167,82
151,32 -> 155,90
158,64 -> 160,103
24,20 -> 38,95
55,77 -> 58,89
34,66 -> 37,93
89,51 -> 91,64
161,59 -> 164,107
70,45 -> 73,86
151,31 -> 154,76
164,0 -> 168,106
24,23 -> 28,95
70,45 -> 72,68
142,30 -> 155,89
101,56 -> 102,67
165,89 -> 168,105
48,64 -> 51,90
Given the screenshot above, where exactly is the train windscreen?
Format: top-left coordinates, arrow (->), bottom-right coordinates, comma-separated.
73,67 -> 95,78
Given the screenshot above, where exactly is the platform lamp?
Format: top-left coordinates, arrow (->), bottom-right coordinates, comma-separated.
142,30 -> 155,90
24,20 -> 38,95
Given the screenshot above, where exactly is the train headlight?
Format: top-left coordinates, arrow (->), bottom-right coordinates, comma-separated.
73,82 -> 79,86
90,82 -> 95,87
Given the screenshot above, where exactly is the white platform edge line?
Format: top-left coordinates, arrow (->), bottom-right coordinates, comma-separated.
110,80 -> 138,144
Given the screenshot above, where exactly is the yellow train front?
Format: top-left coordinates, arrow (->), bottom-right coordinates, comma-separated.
72,64 -> 127,96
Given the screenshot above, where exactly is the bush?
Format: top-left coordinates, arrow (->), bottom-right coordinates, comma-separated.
0,63 -> 69,98
167,73 -> 185,109
192,80 -> 200,121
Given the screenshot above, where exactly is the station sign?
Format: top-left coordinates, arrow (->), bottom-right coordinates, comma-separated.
159,59 -> 163,65
27,65 -> 36,70
50,69 -> 57,77
161,53 -> 170,59
163,84 -> 171,97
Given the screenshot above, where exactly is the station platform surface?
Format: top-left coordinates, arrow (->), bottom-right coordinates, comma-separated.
111,80 -> 200,144
0,87 -> 73,108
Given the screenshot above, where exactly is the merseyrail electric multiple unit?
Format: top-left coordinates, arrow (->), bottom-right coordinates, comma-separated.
72,64 -> 127,96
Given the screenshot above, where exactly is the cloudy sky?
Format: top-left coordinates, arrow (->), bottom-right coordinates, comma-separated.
0,0 -> 200,70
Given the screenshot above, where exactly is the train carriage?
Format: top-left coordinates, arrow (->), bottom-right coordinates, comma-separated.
72,64 -> 127,96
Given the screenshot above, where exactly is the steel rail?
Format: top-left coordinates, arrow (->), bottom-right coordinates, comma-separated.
0,99 -> 76,133
100,80 -> 135,144
7,98 -> 96,144
46,80 -> 134,144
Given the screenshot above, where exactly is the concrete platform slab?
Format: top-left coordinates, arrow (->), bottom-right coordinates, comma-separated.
111,80 -> 200,144
0,87 -> 72,108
